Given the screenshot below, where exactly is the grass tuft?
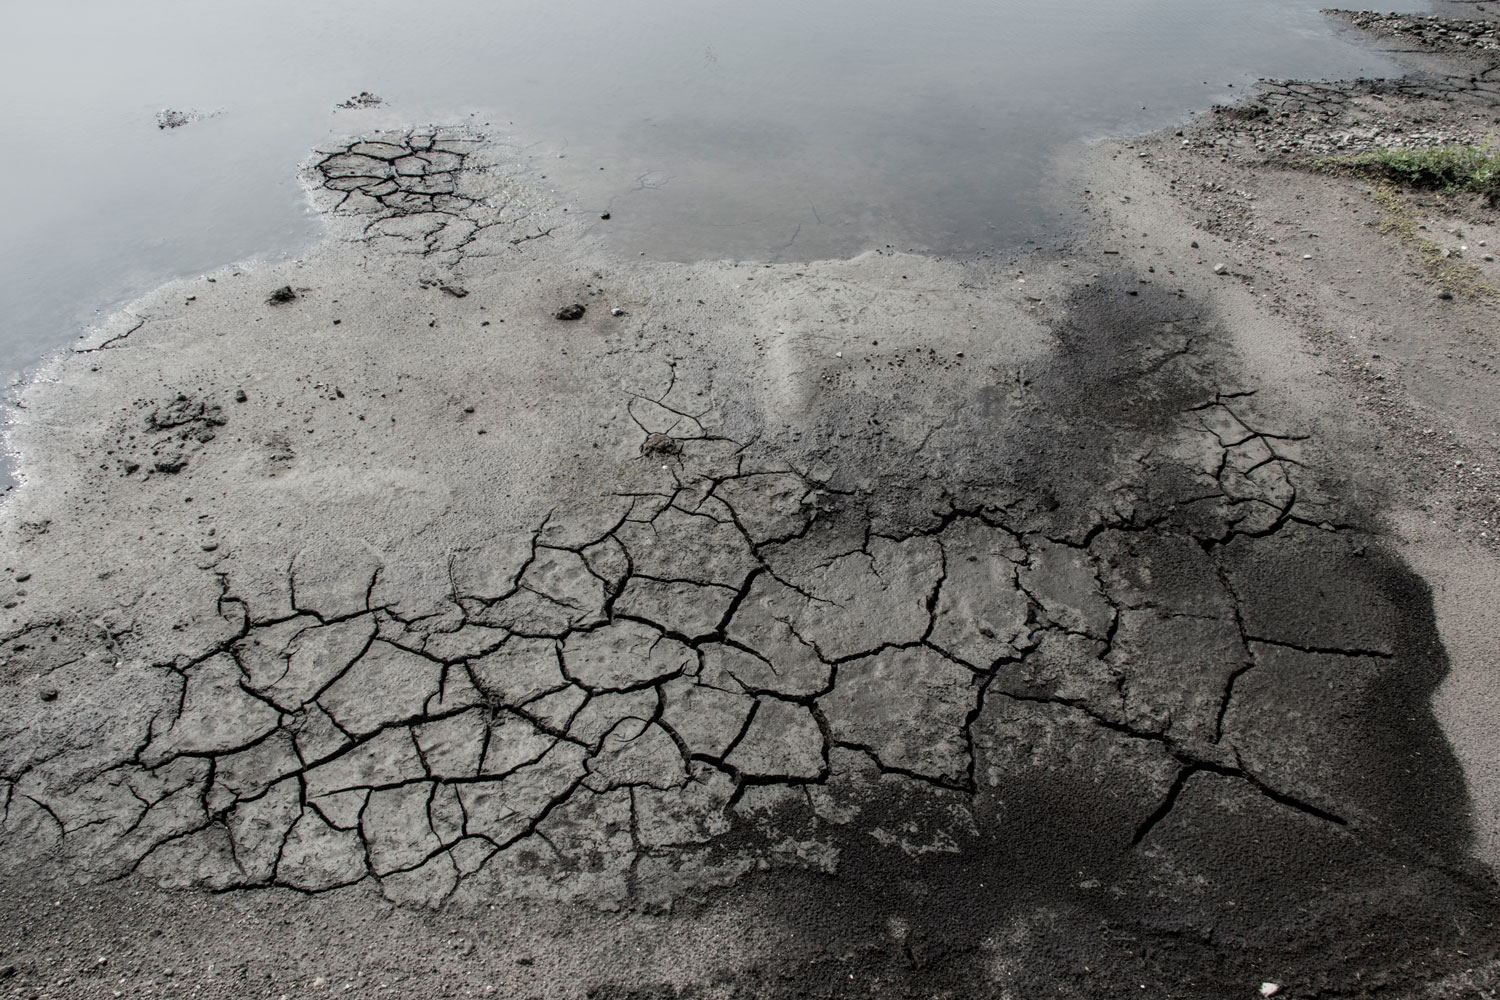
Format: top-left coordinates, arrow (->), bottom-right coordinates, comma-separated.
1314,142 -> 1500,195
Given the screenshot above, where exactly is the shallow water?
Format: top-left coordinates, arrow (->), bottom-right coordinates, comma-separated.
0,0 -> 1412,384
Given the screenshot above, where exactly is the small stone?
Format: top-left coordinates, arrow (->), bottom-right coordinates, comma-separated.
0,966 -> 15,980
600,212 -> 611,220
39,688 -> 58,702
14,572 -> 29,582
556,303 -> 587,321
1438,290 -> 1454,300
234,389 -> 248,403
267,286 -> 297,305
1260,984 -> 1281,997
1213,263 -> 1229,275
611,307 -> 626,316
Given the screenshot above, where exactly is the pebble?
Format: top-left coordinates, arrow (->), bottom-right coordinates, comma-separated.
1213,263 -> 1229,275
1260,985 -> 1281,997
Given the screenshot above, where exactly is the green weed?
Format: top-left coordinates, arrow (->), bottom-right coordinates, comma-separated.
1315,141 -> 1500,195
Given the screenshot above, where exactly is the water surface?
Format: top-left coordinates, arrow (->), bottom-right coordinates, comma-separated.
0,0 -> 1413,384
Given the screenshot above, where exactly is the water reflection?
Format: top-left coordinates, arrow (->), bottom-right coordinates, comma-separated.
0,0 -> 1412,381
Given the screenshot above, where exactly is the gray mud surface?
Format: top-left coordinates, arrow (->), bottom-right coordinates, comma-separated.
3,12 -> 1500,999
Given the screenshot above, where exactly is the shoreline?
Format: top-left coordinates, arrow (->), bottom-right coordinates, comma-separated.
1,9 -> 1498,998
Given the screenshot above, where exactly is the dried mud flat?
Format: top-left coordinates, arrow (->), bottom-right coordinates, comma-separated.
2,10 -> 1500,1000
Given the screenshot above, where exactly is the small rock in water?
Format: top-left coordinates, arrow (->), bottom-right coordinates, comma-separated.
335,91 -> 383,109
556,303 -> 587,321
267,286 -> 297,305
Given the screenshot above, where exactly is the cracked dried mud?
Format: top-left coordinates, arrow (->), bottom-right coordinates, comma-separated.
4,12 -> 1500,998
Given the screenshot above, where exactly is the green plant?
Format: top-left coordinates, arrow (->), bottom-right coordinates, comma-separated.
1314,141 -> 1500,195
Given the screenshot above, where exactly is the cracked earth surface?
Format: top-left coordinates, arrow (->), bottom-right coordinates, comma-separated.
3,379 -> 1371,907
1,95 -> 1497,996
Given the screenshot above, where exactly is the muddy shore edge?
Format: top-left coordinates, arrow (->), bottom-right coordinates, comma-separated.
0,10 -> 1498,999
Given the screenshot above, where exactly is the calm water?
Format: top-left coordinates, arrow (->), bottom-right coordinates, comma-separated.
0,0 -> 1412,385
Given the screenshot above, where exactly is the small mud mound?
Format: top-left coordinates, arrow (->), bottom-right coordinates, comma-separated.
107,392 -> 227,477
